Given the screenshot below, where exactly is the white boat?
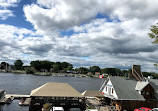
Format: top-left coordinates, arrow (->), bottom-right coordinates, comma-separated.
19,99 -> 25,106
0,90 -> 6,101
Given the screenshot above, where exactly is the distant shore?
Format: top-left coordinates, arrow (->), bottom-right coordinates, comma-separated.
0,70 -> 100,78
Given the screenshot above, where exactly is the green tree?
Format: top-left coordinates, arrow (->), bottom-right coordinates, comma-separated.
41,61 -> 53,71
149,23 -> 158,44
0,62 -> 9,70
78,67 -> 89,74
61,62 -> 73,71
30,60 -> 54,71
67,64 -> 73,70
121,70 -> 128,77
30,60 -> 41,71
52,64 -> 60,72
90,66 -> 100,75
149,23 -> 158,66
14,60 -> 23,70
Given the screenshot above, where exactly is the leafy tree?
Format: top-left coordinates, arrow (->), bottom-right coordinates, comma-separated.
56,62 -> 62,70
90,66 -> 100,75
30,60 -> 42,71
41,61 -> 53,71
67,64 -> 73,70
52,64 -> 60,72
149,23 -> 158,66
101,68 -> 122,76
30,60 -> 54,71
14,60 -> 23,70
78,67 -> 89,74
121,70 -> 128,77
0,62 -> 9,70
61,62 -> 73,70
25,67 -> 35,74
149,23 -> 158,44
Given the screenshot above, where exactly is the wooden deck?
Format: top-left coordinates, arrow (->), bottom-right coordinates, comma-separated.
5,94 -> 30,99
0,98 -> 8,104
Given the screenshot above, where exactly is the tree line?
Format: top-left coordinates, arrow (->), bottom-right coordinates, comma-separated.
0,60 -> 127,75
1,60 -> 158,78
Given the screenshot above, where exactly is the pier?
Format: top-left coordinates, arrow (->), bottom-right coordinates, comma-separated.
0,98 -> 8,104
5,94 -> 30,99
1,83 -> 87,110
0,94 -> 31,106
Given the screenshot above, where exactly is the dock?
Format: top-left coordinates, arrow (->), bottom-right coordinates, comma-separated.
5,94 -> 30,99
0,94 -> 31,105
0,98 -> 8,104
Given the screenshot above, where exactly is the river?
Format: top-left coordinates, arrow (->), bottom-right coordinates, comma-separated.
0,73 -> 105,111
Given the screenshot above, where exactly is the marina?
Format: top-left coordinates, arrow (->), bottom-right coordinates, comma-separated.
0,83 -> 104,111
1,65 -> 158,111
0,73 -> 104,111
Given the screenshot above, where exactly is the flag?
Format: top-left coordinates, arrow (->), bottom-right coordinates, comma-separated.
99,75 -> 103,78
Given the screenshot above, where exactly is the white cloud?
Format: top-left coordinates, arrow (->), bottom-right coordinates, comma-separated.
0,0 -> 19,19
0,9 -> 14,20
23,0 -> 107,33
0,24 -> 54,63
1,0 -> 158,72
22,0 -> 158,72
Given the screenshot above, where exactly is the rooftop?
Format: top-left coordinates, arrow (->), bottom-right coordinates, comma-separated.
109,76 -> 145,100
82,90 -> 104,97
30,82 -> 84,97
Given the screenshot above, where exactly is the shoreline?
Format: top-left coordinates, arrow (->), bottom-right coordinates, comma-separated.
0,70 -> 100,78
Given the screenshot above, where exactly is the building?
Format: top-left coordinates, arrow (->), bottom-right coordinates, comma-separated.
101,65 -> 158,110
29,82 -> 86,111
82,90 -> 104,98
82,90 -> 106,109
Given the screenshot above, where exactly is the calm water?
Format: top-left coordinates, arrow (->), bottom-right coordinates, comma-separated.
0,73 -> 105,111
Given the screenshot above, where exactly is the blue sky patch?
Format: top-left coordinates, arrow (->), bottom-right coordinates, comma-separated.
96,13 -> 121,22
0,0 -> 35,29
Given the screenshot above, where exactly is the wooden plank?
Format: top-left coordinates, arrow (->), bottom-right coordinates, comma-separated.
0,98 -> 7,103
5,94 -> 30,99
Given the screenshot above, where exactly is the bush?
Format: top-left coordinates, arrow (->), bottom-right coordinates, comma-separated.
25,67 -> 35,74
43,103 -> 51,109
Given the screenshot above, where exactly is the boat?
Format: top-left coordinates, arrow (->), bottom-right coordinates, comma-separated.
0,90 -> 6,101
5,98 -> 12,104
19,99 -> 25,106
8,96 -> 14,101
0,90 -> 6,104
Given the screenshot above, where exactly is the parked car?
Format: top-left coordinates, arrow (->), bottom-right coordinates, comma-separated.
152,108 -> 158,111
134,107 -> 152,111
86,109 -> 98,111
50,107 -> 64,111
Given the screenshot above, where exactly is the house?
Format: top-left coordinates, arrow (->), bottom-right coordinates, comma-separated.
101,65 -> 158,110
87,72 -> 92,75
95,72 -> 101,76
82,90 -> 106,108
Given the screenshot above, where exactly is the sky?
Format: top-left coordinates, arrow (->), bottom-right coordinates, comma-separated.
0,0 -> 158,72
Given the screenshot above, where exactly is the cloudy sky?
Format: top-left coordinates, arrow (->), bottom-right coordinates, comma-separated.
0,0 -> 158,72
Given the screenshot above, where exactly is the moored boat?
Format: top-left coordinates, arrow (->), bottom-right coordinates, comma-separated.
0,90 -> 6,101
5,98 -> 12,104
19,99 -> 25,106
